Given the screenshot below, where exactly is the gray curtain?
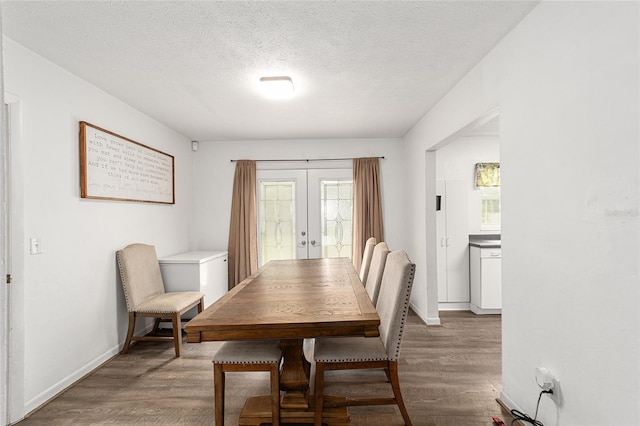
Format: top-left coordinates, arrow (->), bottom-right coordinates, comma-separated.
227,160 -> 258,289
352,157 -> 384,272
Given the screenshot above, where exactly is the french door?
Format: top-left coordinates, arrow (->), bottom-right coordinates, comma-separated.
257,169 -> 353,266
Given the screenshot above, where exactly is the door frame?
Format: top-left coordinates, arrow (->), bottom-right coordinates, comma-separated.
0,85 -> 7,426
3,94 -> 26,424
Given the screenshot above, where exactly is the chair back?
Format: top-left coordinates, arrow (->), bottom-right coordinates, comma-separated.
364,242 -> 389,305
376,250 -> 416,361
116,243 -> 166,312
358,237 -> 377,283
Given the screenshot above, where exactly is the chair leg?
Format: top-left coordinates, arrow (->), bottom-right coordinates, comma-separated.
172,313 -> 182,357
384,366 -> 392,382
151,318 -> 161,335
314,362 -> 325,426
388,361 -> 413,426
197,297 -> 204,313
269,363 -> 280,426
213,363 -> 225,426
121,312 -> 136,354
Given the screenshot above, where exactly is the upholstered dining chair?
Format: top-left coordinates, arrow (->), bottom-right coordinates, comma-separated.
313,250 -> 416,426
364,241 -> 390,306
358,237 -> 377,283
304,240 -> 384,365
116,243 -> 204,357
212,340 -> 282,426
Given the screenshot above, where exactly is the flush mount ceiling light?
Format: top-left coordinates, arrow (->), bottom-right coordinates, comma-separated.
260,76 -> 295,100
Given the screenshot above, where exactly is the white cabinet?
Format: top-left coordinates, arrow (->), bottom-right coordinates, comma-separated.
436,180 -> 470,307
158,251 -> 228,319
469,246 -> 501,314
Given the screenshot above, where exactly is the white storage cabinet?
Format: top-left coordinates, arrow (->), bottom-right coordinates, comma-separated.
158,251 -> 228,319
436,180 -> 470,308
469,246 -> 501,314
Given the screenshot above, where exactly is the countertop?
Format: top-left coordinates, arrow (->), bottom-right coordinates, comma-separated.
469,240 -> 501,248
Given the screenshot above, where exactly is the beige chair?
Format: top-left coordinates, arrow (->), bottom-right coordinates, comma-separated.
213,340 -> 282,426
358,237 -> 377,283
313,250 -> 416,426
364,241 -> 390,306
116,243 -> 204,357
307,241 -> 388,381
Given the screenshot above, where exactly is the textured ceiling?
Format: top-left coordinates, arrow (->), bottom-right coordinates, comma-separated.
1,1 -> 537,141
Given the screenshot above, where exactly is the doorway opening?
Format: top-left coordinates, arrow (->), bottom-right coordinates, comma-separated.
425,108 -> 501,323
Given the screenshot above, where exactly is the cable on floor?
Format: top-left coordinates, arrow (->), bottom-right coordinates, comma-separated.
510,389 -> 553,426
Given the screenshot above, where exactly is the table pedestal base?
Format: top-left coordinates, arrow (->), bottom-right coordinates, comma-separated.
239,395 -> 351,425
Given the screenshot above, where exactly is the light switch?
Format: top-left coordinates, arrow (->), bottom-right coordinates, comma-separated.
30,237 -> 42,255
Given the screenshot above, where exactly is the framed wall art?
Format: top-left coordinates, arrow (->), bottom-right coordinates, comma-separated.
80,121 -> 175,204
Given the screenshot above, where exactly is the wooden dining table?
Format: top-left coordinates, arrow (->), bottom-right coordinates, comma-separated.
185,257 -> 380,425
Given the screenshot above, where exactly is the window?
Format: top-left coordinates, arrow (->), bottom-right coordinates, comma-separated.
480,186 -> 501,230
475,162 -> 500,230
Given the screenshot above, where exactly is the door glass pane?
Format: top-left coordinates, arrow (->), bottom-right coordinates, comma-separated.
259,180 -> 296,265
320,180 -> 353,259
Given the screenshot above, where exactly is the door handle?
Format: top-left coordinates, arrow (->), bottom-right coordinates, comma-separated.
446,237 -> 451,247
300,241 -> 306,246
310,240 -> 317,246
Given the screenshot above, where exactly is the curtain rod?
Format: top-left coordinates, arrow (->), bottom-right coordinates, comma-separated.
230,156 -> 385,162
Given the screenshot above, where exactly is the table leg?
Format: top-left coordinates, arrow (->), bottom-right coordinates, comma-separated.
279,339 -> 310,409
238,339 -> 351,424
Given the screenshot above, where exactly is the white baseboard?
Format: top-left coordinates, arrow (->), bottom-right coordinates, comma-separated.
499,390 -> 523,414
425,317 -> 441,325
410,302 -> 441,326
24,344 -> 121,415
470,303 -> 501,315
438,302 -> 470,311
24,323 -> 154,416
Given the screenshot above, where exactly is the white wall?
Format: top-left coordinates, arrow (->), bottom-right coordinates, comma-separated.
191,138 -> 406,256
435,136 -> 500,234
3,38 -> 194,418
404,2 -> 639,425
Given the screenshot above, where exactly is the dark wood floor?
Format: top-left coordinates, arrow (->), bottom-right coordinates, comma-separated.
17,311 -> 512,425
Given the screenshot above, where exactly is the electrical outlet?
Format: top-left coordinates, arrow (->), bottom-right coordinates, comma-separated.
535,367 -> 563,406
535,367 -> 554,390
546,377 -> 563,406
29,237 -> 43,255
